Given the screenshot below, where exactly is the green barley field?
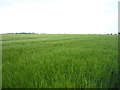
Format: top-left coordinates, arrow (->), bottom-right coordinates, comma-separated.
2,34 -> 119,88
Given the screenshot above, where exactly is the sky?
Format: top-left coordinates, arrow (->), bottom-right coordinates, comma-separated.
0,0 -> 119,34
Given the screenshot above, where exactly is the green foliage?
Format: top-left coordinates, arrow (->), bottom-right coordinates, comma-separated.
2,34 -> 118,88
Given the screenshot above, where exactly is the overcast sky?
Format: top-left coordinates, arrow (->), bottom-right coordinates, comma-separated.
0,0 -> 119,34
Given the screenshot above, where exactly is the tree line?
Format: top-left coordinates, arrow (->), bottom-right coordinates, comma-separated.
6,32 -> 37,34
5,32 -> 120,35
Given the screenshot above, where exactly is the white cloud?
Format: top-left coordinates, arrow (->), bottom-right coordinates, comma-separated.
0,0 -> 118,34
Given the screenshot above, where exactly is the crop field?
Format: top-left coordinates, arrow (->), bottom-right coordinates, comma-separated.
2,34 -> 119,88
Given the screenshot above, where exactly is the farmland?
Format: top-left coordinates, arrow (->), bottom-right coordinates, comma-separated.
2,34 -> 118,88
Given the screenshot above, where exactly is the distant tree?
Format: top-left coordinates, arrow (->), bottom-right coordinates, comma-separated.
41,33 -> 46,34
32,32 -> 35,34
111,33 -> 112,35
118,32 -> 120,34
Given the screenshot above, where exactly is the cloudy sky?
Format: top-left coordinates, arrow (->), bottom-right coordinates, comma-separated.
0,0 -> 119,34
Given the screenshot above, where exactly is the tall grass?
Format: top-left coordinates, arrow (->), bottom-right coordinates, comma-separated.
2,34 -> 118,88
0,34 -> 2,89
